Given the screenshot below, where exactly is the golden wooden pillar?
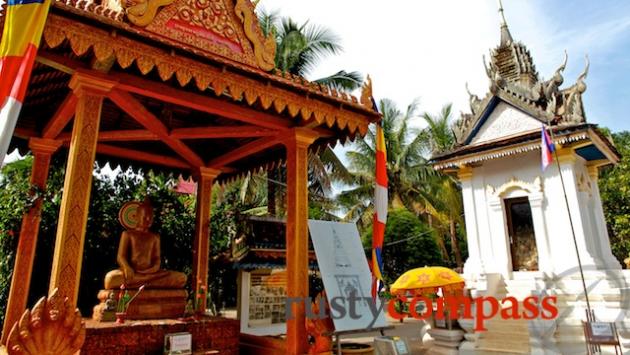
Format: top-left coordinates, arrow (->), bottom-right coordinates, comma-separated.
1,138 -> 61,344
284,128 -> 318,355
192,167 -> 220,311
48,72 -> 115,306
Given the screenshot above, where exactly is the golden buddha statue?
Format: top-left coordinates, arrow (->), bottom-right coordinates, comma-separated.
93,199 -> 188,321
104,199 -> 186,289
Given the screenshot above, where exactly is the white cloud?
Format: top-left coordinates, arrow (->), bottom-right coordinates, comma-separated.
259,0 -> 629,132
259,0 -> 536,126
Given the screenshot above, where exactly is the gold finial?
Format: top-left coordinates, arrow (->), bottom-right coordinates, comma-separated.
498,0 -> 508,26
497,0 -> 513,45
360,75 -> 374,108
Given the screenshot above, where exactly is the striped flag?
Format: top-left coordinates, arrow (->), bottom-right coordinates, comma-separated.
0,0 -> 51,163
541,125 -> 555,170
371,99 -> 388,299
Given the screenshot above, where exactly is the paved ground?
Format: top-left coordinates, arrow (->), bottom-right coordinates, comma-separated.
224,309 -> 431,354
341,317 -> 430,354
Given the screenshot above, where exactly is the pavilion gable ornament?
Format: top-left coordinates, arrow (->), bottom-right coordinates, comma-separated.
122,0 -> 175,27
360,75 -> 373,107
117,0 -> 276,71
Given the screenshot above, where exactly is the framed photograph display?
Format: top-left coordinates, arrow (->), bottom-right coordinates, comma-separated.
239,269 -> 287,336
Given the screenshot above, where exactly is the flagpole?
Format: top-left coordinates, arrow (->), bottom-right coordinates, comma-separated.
544,120 -> 592,314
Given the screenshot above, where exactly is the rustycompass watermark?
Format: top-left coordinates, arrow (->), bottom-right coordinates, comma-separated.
287,290 -> 559,331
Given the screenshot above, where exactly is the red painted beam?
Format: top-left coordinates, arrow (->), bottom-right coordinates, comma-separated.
58,130 -> 159,142
109,89 -> 205,167
114,73 -> 292,130
42,93 -> 77,139
97,144 -> 190,169
170,126 -> 276,139
207,136 -> 280,168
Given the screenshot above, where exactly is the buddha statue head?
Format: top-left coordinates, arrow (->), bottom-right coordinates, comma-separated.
135,198 -> 154,231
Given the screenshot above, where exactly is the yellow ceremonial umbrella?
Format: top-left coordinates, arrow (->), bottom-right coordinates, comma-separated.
390,266 -> 465,296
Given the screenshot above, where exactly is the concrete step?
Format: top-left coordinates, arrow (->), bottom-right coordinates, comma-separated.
475,313 -> 530,354
474,340 -> 530,354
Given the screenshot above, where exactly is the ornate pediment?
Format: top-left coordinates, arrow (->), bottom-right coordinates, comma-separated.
120,0 -> 275,71
469,102 -> 542,145
452,3 -> 589,148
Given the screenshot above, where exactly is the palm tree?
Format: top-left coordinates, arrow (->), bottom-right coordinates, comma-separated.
421,104 -> 464,268
339,99 -> 438,230
249,9 -> 360,216
258,10 -> 363,91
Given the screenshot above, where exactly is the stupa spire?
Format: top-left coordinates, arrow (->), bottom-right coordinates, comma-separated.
498,0 -> 513,46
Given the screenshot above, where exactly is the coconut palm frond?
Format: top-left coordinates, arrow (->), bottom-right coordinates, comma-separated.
314,70 -> 363,92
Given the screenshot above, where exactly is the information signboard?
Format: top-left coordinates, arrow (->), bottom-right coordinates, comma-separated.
308,220 -> 387,332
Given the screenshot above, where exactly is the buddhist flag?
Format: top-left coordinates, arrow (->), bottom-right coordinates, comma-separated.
371,101 -> 388,299
541,125 -> 555,170
0,0 -> 51,163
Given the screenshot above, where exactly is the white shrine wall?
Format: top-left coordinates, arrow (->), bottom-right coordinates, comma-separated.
460,149 -> 621,280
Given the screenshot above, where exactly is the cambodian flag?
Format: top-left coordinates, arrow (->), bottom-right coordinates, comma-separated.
0,0 -> 51,163
541,125 -> 555,170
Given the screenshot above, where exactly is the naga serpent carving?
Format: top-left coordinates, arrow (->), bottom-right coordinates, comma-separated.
6,289 -> 85,355
123,0 -> 174,27
234,0 -> 276,71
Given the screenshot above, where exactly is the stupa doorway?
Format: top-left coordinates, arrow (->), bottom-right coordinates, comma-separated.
505,197 -> 538,272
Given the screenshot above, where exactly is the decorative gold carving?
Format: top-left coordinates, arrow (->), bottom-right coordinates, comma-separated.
42,15 -> 373,136
174,0 -> 240,44
6,289 -> 85,355
234,0 -> 276,71
49,76 -> 109,305
124,0 -> 175,27
486,176 -> 542,198
143,0 -> 257,69
360,75 -> 374,108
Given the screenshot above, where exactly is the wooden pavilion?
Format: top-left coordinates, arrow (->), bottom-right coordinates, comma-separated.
0,0 -> 379,353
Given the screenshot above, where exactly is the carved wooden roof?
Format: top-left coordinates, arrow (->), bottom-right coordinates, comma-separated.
6,0 -> 380,182
42,0 -> 377,114
51,0 -> 275,71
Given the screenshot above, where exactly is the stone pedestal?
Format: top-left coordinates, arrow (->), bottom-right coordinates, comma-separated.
93,289 -> 187,320
427,328 -> 464,355
82,317 -> 238,355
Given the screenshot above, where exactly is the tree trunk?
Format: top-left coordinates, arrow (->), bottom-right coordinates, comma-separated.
450,219 -> 463,268
392,192 -> 404,209
428,214 -> 450,262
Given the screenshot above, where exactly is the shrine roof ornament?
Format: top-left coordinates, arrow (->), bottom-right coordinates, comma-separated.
43,0 -> 378,116
52,0 -> 276,71
452,1 -> 591,147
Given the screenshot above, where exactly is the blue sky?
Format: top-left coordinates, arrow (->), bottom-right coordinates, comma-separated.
261,0 -> 630,133
505,0 -> 630,132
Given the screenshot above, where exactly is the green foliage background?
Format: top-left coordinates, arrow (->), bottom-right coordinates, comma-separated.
361,209 -> 442,284
0,130 -> 628,327
0,157 -> 240,324
600,131 -> 630,264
